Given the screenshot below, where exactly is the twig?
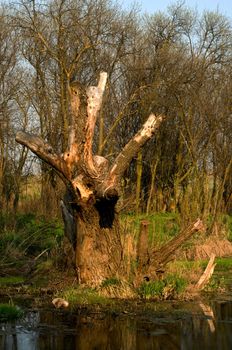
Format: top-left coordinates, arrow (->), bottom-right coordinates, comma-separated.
34,248 -> 50,261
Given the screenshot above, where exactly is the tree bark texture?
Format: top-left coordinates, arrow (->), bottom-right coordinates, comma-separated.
16,72 -> 163,286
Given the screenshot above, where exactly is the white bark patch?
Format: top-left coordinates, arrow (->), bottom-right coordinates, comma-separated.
98,71 -> 107,92
68,127 -> 75,147
86,72 -> 107,117
193,218 -> 205,231
134,114 -> 158,142
86,86 -> 101,116
195,253 -> 216,290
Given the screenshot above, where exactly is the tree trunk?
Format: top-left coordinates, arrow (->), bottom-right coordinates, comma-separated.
16,72 -> 163,286
61,189 -> 122,285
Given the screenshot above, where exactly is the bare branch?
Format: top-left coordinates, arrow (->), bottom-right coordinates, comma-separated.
104,114 -> 163,192
16,131 -> 70,180
99,85 -> 148,154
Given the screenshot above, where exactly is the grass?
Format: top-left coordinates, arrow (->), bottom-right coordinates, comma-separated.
168,258 -> 232,294
60,287 -> 109,308
222,215 -> 232,241
167,260 -> 203,282
0,210 -> 231,301
0,212 -> 64,274
99,278 -> 136,298
138,274 -> 187,300
0,303 -> 23,321
0,276 -> 25,286
101,277 -> 121,288
120,212 -> 179,248
215,257 -> 232,270
168,258 -> 232,292
0,213 -> 63,252
201,257 -> 232,270
201,257 -> 232,293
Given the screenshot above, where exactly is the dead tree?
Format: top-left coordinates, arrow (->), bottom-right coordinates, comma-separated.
16,72 -> 163,286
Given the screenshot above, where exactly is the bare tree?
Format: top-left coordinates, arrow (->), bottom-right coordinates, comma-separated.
0,7 -> 30,212
16,72 -> 163,285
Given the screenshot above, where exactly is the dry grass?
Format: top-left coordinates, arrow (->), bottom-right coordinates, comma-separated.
185,238 -> 232,260
167,260 -> 203,286
99,279 -> 136,299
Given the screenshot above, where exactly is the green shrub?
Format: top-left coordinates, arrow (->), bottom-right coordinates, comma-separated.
0,303 -> 23,321
15,213 -> 36,231
0,212 -> 8,231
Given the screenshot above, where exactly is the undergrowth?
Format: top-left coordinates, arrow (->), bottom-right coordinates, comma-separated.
223,215 -> 232,241
0,210 -> 231,301
60,287 -> 109,308
0,276 -> 25,285
138,274 -> 187,300
0,303 -> 23,321
0,212 -> 64,273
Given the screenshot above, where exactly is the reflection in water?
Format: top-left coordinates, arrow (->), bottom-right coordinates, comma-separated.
199,302 -> 215,333
0,311 -> 39,350
0,301 -> 232,350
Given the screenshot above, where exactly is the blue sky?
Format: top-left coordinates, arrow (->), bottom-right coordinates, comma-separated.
122,0 -> 232,17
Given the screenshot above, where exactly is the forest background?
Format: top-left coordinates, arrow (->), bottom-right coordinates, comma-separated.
0,0 -> 231,280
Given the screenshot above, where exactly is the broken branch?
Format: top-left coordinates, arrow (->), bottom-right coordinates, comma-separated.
16,131 -> 70,180
195,253 -> 216,290
103,114 -> 163,193
149,218 -> 205,274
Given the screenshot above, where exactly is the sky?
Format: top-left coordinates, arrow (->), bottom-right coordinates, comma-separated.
122,0 -> 232,17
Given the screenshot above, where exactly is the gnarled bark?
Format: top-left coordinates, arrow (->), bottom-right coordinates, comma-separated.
16,72 -> 163,286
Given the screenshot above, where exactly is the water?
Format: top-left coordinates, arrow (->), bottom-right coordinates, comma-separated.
0,300 -> 232,350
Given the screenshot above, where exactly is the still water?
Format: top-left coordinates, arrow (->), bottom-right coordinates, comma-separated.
0,300 -> 232,350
